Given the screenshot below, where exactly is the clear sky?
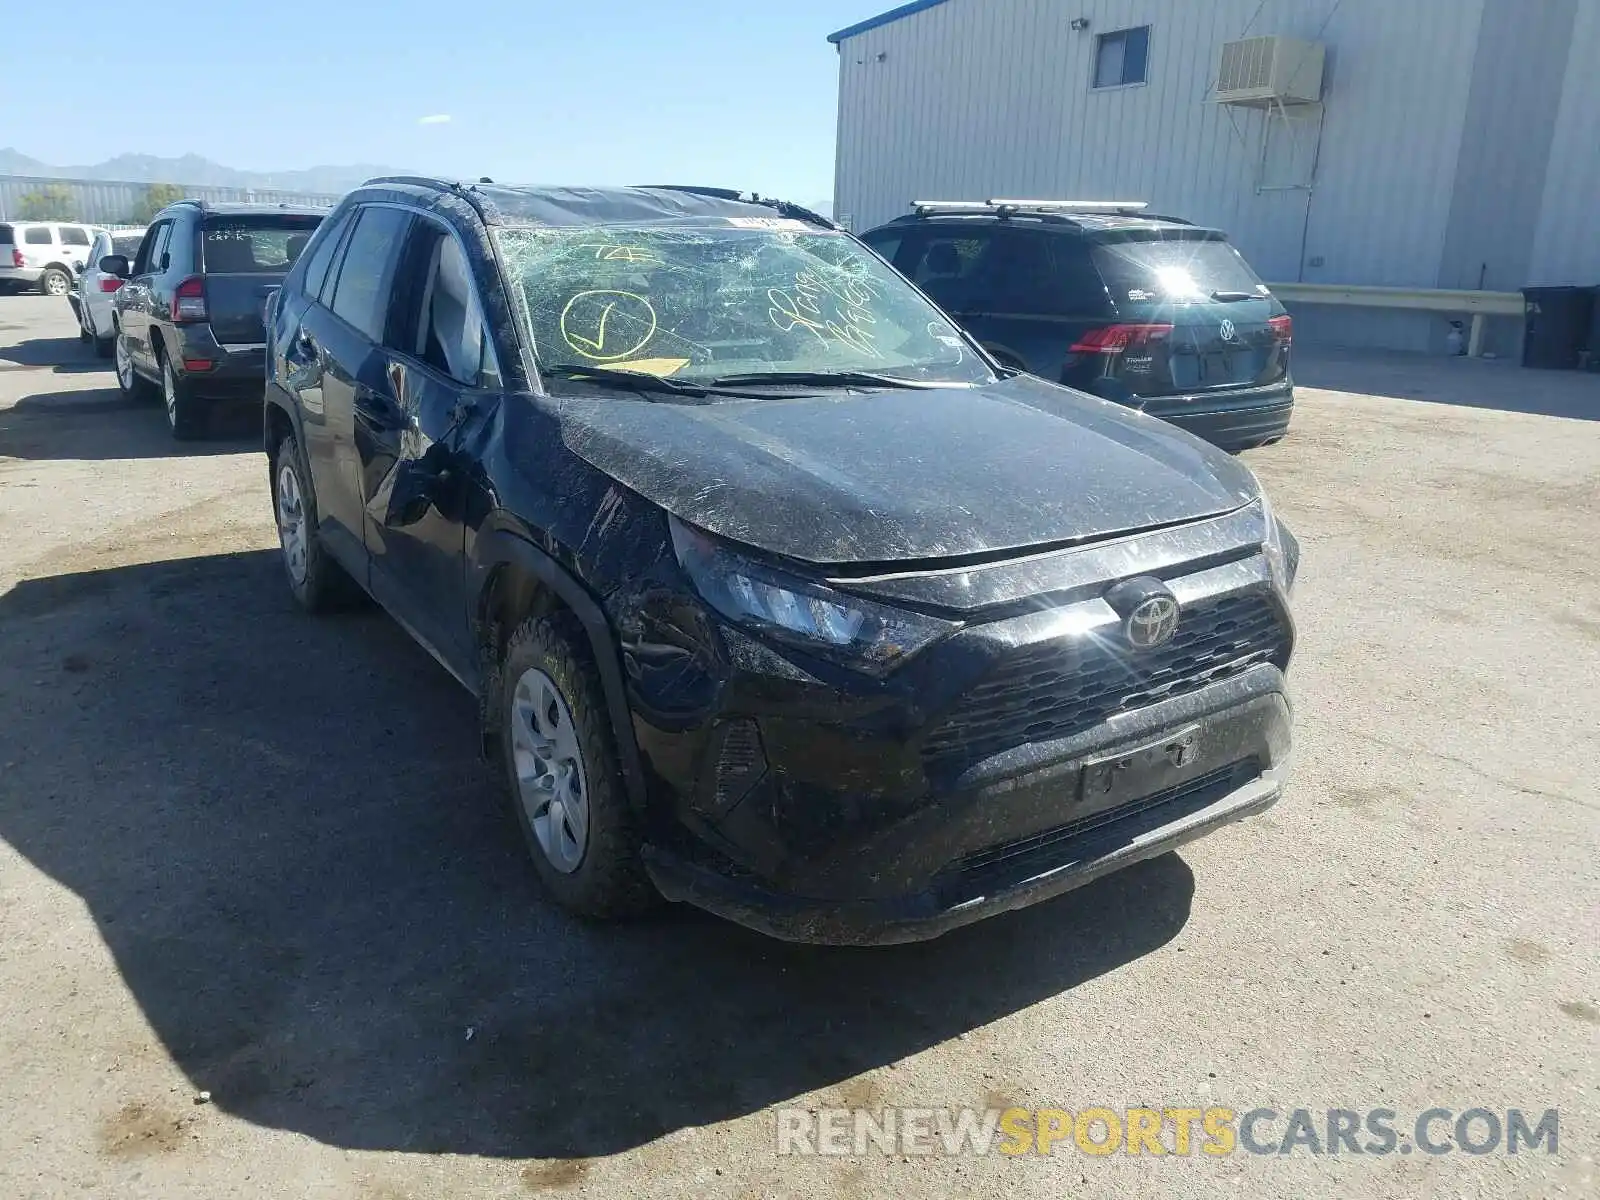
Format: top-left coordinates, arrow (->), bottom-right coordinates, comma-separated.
2,0 -> 889,204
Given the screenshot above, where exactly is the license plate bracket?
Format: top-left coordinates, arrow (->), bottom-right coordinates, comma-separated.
1078,723 -> 1206,816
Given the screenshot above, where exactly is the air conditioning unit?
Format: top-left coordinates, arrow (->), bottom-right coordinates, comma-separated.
1215,36 -> 1325,106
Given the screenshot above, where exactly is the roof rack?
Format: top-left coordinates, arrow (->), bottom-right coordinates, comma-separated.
912,198 -> 1150,218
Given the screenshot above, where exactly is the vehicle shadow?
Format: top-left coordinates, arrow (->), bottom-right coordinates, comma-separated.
1293,349 -> 1599,421
0,333 -> 104,371
0,551 -> 1195,1161
0,386 -> 260,458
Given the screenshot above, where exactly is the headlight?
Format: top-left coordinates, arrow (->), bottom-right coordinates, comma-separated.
1260,493 -> 1299,594
670,516 -> 955,676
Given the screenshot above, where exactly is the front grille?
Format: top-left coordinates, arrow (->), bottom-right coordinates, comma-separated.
922,592 -> 1289,773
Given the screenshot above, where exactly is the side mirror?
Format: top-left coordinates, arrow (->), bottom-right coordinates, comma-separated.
99,254 -> 130,278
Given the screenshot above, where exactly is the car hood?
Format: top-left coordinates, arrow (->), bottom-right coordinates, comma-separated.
557,373 -> 1259,565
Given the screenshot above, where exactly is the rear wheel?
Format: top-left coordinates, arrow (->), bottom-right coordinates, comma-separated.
39,268 -> 70,297
499,612 -> 657,920
272,433 -> 361,612
161,352 -> 206,440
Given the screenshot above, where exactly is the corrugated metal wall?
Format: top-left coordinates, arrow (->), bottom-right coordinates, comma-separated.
0,175 -> 339,224
1527,0 -> 1600,285
833,0 -> 1503,350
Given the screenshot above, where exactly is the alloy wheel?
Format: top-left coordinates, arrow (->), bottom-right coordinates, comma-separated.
275,461 -> 309,586
509,668 -> 591,874
162,360 -> 178,428
114,335 -> 134,392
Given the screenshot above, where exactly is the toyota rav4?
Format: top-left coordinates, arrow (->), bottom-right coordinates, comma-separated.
263,178 -> 1299,944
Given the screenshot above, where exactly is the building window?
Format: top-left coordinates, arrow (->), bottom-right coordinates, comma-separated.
1094,25 -> 1150,88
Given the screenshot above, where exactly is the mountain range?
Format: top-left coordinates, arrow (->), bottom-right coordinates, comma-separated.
0,148 -> 834,215
0,149 -> 404,196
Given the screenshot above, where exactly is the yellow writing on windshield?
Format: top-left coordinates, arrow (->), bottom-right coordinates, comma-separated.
560,290 -> 659,361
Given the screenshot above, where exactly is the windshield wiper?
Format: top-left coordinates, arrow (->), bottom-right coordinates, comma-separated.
540,364 -> 722,398
705,369 -> 950,390
1209,289 -> 1257,302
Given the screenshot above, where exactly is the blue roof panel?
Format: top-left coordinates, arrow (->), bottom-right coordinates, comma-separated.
827,0 -> 952,44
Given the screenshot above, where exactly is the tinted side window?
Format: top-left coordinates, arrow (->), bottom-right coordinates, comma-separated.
902,230 -> 989,311
24,227 -> 52,245
859,231 -> 903,266
134,221 -> 171,274
59,226 -> 91,246
328,206 -> 413,342
390,222 -> 495,387
298,208 -> 353,302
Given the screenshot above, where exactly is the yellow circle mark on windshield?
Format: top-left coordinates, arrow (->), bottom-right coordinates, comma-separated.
559,290 -> 658,362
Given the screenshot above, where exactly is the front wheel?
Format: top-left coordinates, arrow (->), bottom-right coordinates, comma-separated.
113,330 -> 153,399
499,613 -> 657,920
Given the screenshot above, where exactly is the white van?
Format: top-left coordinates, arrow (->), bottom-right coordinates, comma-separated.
0,220 -> 101,296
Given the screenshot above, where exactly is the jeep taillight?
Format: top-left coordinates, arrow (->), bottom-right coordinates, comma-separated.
171,276 -> 208,323
1070,323 -> 1175,354
10,248 -> 22,269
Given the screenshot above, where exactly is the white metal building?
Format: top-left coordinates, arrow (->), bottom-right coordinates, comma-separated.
829,0 -> 1600,353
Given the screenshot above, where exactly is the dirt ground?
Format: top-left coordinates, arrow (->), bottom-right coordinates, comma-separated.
0,292 -> 1595,1199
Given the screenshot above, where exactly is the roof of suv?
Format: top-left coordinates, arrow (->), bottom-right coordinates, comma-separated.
161,200 -> 330,218
881,211 -> 1223,238
351,176 -> 836,231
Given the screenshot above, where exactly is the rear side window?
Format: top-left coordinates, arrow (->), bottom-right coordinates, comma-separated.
59,226 -> 91,246
202,215 -> 322,275
111,233 -> 144,258
1092,235 -> 1265,305
0,224 -> 12,244
24,227 -> 52,245
297,208 -> 354,302
902,227 -> 1110,317
328,206 -> 413,341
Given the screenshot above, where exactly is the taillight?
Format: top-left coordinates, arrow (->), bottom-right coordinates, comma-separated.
99,277 -> 124,293
1268,314 -> 1293,344
1070,323 -> 1174,354
171,276 -> 208,323
10,248 -> 22,268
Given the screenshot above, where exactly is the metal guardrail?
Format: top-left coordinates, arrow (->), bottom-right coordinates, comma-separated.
1269,282 -> 1523,357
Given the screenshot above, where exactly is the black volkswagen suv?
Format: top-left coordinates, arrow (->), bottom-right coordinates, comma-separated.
263,178 -> 1298,944
860,203 -> 1295,451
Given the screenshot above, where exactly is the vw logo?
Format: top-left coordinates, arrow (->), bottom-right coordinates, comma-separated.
1219,319 -> 1237,342
1127,594 -> 1181,649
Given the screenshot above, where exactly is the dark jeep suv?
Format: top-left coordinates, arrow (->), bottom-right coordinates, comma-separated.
263,178 -> 1298,944
106,200 -> 326,438
861,202 -> 1295,451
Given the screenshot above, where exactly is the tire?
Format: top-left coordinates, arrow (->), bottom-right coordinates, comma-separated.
499,612 -> 657,920
271,433 -> 362,613
39,268 -> 70,297
113,328 -> 154,400
161,351 -> 206,440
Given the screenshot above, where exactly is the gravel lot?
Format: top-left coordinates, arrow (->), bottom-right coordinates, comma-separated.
0,292 -> 1595,1200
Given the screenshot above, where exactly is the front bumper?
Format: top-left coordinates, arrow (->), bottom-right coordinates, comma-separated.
647,760 -> 1283,945
621,528 -> 1295,944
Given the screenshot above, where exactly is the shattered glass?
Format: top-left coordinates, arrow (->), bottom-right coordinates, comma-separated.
494,224 -> 992,386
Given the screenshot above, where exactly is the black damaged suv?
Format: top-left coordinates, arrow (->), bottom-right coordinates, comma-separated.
263,178 -> 1298,945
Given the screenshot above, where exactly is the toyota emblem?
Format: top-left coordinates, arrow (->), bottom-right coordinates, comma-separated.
1104,577 -> 1183,651
1219,319 -> 1237,342
1127,594 -> 1181,649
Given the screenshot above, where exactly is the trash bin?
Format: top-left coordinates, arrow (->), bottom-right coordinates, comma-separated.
1522,285 -> 1595,370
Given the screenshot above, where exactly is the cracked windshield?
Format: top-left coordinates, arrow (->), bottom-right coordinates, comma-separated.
495,223 -> 992,385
